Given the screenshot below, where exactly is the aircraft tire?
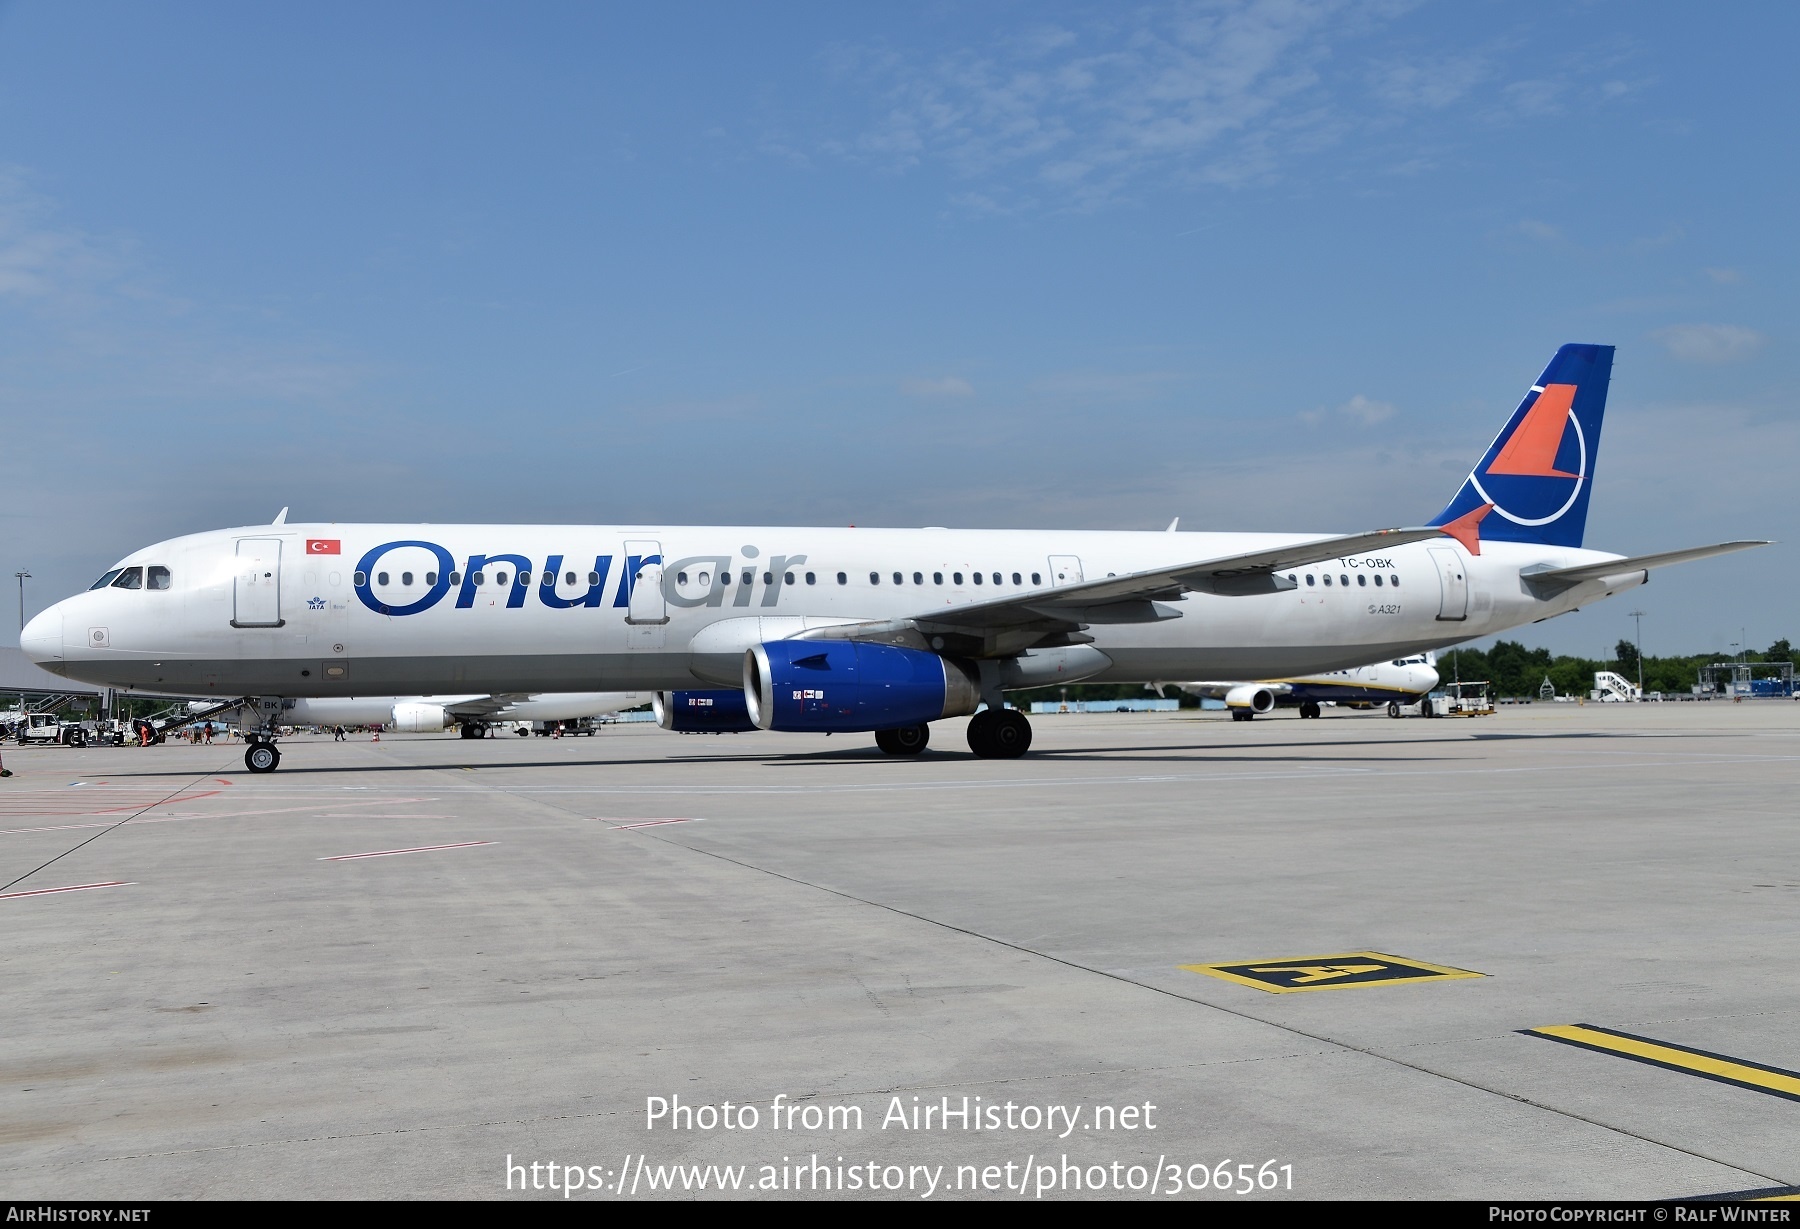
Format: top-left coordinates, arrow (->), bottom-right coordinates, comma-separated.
245,743 -> 281,774
969,709 -> 1031,759
875,724 -> 930,756
1300,701 -> 1321,720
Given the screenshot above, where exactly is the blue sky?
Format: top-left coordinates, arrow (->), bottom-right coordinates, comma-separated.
1,1 -> 1793,660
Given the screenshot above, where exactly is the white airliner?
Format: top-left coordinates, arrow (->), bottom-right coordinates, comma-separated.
21,345 -> 1766,773
1169,653 -> 1440,720
244,692 -> 648,736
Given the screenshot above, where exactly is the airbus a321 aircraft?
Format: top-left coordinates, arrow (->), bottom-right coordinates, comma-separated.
1169,653 -> 1439,721
22,344 -> 1766,773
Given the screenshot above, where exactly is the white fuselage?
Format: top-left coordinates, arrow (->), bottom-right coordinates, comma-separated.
23,522 -> 1646,699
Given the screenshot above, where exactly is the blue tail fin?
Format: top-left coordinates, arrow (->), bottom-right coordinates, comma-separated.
1430,343 -> 1614,549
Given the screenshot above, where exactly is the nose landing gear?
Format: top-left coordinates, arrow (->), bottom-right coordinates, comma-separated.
244,738 -> 281,774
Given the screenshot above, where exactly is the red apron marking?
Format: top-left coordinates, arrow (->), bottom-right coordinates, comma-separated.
321,841 -> 494,861
1,880 -> 134,901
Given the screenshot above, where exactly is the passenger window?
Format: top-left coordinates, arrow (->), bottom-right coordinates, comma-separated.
973,572 -> 983,585
1373,574 -> 1382,587
934,572 -> 943,585
1340,574 -> 1349,587
992,573 -> 1001,585
1391,576 -> 1399,589
473,571 -> 485,586
111,567 -> 144,589
377,572 -> 390,586
90,569 -> 124,590
566,572 -> 577,586
1357,574 -> 1366,587
720,572 -> 731,585
427,572 -> 438,585
147,566 -> 172,590
742,570 -> 753,586
913,572 -> 923,585
805,572 -> 816,585
586,571 -> 599,586
892,571 -> 902,585
676,571 -> 689,585
1031,572 -> 1041,585
401,571 -> 414,586
763,571 -> 773,585
699,572 -> 710,586
1012,572 -> 1021,585
836,572 -> 847,585
953,572 -> 964,585
354,571 -> 368,586
1287,574 -> 1296,584
870,572 -> 880,585
1322,575 -> 1331,586
1306,574 -> 1315,586
786,572 -> 796,585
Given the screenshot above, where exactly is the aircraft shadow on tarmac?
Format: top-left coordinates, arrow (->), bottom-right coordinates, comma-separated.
99,741 -> 1454,778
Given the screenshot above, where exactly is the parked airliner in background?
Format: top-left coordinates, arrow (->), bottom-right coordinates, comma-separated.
22,345 -> 1767,773
1167,653 -> 1439,720
260,692 -> 648,737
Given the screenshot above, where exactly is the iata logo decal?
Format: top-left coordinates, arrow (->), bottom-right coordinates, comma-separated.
1469,383 -> 1587,527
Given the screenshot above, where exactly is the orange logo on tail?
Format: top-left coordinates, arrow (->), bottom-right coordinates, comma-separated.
1487,384 -> 1579,478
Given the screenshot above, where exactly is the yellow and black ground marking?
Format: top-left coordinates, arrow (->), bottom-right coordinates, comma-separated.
1180,952 -> 1485,993
1524,1024 -> 1800,1103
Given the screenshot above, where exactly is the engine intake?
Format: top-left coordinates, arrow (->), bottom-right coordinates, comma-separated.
744,641 -> 979,733
1223,685 -> 1276,714
653,690 -> 758,733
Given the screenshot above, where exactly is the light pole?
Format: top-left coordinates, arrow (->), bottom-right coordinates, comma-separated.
13,571 -> 28,632
1627,609 -> 1646,696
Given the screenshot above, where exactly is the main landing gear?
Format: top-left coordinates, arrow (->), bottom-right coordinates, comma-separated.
1298,701 -> 1322,720
874,724 -> 930,756
966,708 -> 1032,759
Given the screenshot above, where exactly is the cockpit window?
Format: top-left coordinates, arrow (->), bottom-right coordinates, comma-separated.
147,566 -> 172,590
90,569 -> 123,590
111,567 -> 144,590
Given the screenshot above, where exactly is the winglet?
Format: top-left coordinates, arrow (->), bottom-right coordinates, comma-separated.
1166,517 -> 1180,532
272,507 -> 289,526
1438,502 -> 1493,556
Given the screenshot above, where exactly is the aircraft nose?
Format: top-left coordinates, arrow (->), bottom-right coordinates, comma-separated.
20,606 -> 65,673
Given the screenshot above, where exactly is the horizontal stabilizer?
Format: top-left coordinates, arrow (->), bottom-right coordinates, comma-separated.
1523,540 -> 1771,586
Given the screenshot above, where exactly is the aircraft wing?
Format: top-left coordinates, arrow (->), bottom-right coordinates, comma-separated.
1176,680 -> 1294,700
1523,540 -> 1771,588
798,526 -> 1446,657
440,694 -> 533,718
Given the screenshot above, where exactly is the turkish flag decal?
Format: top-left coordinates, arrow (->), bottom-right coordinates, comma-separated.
306,539 -> 341,555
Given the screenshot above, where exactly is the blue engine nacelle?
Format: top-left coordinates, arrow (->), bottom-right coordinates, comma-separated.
653,690 -> 759,733
744,640 -> 980,733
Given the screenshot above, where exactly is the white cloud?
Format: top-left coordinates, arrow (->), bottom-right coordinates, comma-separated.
1511,218 -> 1562,242
1703,267 -> 1743,285
1650,323 -> 1767,364
1339,393 -> 1396,425
900,375 -> 974,398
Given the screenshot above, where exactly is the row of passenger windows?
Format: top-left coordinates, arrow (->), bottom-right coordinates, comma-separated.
358,570 -> 605,588
1292,572 -> 1398,589
665,569 -> 1046,588
90,566 -> 171,591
